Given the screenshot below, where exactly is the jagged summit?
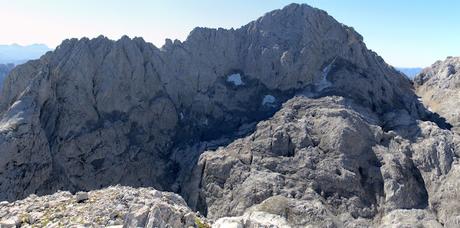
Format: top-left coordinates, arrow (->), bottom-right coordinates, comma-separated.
0,3 -> 459,227
0,0 -> 426,202
244,3 -> 363,40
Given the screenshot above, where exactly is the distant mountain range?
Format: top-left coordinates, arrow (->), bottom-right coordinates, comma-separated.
396,67 -> 423,79
0,43 -> 51,64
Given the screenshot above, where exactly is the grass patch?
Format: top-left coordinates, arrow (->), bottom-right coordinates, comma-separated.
195,217 -> 211,228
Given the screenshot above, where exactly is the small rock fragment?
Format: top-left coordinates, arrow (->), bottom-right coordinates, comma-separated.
76,192 -> 89,203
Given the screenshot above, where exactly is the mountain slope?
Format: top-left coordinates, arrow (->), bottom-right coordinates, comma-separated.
415,56 -> 460,132
0,3 -> 426,201
0,3 -> 458,227
0,63 -> 14,90
186,95 -> 459,226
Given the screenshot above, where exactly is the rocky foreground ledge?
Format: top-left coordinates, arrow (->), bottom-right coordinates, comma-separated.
0,184 -> 455,227
0,186 -> 293,228
0,186 -> 209,227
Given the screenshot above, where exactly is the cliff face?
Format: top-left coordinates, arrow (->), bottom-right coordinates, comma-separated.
0,3 -> 458,227
0,3 -> 422,201
415,56 -> 460,132
0,63 -> 14,90
187,96 -> 459,226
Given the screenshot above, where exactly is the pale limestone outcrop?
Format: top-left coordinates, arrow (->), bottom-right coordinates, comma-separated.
0,3 -> 426,202
0,186 -> 205,227
0,3 -> 458,228
415,56 -> 460,132
186,96 -> 459,227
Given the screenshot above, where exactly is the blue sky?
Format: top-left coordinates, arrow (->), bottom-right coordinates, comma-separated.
0,0 -> 458,67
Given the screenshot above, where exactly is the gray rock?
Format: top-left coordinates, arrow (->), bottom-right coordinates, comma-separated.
0,217 -> 19,228
0,3 -> 425,203
0,63 -> 14,91
186,96 -> 459,226
0,186 -> 206,227
379,209 -> 443,228
0,3 -> 458,228
75,191 -> 88,203
415,56 -> 460,132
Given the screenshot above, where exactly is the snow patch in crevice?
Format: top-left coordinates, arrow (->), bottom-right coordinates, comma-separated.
316,58 -> 336,91
227,73 -> 244,86
262,95 -> 276,107
0,100 -> 29,132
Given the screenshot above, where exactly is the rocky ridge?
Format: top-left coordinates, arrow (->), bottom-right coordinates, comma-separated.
185,96 -> 459,227
0,3 -> 458,228
0,186 -> 207,227
0,3 -> 427,201
415,56 -> 460,133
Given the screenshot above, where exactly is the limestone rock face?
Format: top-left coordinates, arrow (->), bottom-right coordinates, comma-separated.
415,56 -> 460,132
0,3 -> 427,201
0,63 -> 14,90
187,96 -> 459,226
0,3 -> 458,228
0,186 -> 205,227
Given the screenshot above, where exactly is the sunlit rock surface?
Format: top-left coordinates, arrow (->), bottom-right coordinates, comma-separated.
0,3 -> 458,227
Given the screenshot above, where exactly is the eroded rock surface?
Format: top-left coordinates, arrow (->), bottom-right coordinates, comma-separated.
0,63 -> 14,90
186,96 -> 459,227
415,56 -> 460,132
0,3 -> 458,228
0,3 -> 426,201
0,186 -> 206,227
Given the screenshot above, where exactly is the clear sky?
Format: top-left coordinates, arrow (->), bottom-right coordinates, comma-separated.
0,0 -> 458,67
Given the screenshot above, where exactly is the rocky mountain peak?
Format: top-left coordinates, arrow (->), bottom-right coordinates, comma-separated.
246,3 -> 363,42
0,4 -> 459,227
0,1 -> 433,201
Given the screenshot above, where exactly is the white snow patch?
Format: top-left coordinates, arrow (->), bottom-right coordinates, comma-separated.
316,58 -> 336,91
0,100 -> 27,132
214,211 -> 290,228
227,73 -> 244,86
262,95 -> 276,106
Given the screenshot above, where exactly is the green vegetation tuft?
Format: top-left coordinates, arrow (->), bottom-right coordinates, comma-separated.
195,217 -> 211,228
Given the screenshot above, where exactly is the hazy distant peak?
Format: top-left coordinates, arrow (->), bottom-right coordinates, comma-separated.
396,67 -> 423,79
0,43 -> 51,64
